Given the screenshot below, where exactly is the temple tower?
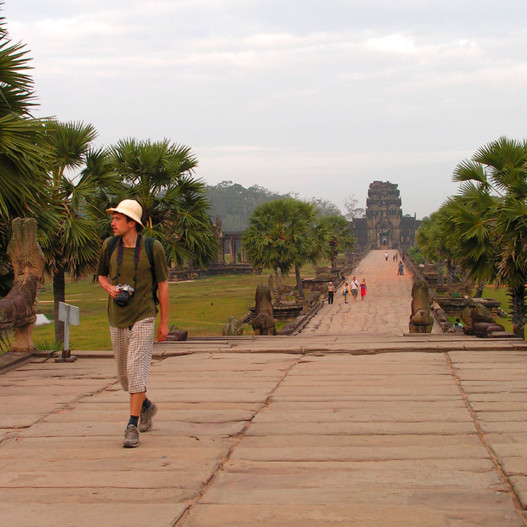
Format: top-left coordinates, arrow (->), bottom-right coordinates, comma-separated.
365,181 -> 402,249
352,181 -> 419,250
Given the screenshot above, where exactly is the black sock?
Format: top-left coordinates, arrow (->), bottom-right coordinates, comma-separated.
128,415 -> 139,427
142,398 -> 151,410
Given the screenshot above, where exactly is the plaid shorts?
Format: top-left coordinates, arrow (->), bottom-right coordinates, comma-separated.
109,317 -> 155,394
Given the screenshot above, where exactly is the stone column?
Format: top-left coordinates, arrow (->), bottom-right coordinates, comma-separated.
229,238 -> 236,264
217,237 -> 225,264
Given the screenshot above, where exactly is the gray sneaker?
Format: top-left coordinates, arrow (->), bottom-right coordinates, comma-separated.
139,402 -> 158,433
123,424 -> 139,448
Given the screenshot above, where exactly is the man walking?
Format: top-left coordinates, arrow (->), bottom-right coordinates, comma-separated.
350,276 -> 359,301
327,282 -> 336,304
97,199 -> 169,448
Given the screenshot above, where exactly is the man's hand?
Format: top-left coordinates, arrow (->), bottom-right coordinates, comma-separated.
98,276 -> 119,299
157,321 -> 168,342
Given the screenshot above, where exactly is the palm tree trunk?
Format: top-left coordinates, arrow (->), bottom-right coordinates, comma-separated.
295,264 -> 304,298
274,267 -> 283,290
437,261 -> 444,285
508,284 -> 526,339
446,260 -> 457,283
53,265 -> 66,343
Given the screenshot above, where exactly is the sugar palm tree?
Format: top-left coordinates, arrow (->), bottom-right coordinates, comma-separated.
451,137 -> 527,337
318,215 -> 354,269
42,121 -> 119,342
0,7 -> 53,294
108,138 -> 217,269
495,196 -> 527,335
243,198 -> 329,297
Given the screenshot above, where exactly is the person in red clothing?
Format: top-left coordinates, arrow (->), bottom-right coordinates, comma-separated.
360,278 -> 367,300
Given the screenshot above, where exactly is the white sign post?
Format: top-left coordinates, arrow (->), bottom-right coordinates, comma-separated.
55,302 -> 80,363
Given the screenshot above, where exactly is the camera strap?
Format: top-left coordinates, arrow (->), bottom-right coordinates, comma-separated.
115,234 -> 142,288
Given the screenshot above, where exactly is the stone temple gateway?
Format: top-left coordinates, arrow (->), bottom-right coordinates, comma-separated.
352,181 -> 420,250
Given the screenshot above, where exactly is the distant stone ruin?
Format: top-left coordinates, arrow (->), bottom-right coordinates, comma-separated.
0,218 -> 45,352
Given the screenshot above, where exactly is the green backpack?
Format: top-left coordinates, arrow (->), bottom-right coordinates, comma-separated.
104,235 -> 159,305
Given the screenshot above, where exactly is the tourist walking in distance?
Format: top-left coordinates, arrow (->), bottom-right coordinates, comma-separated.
398,261 -> 404,275
327,282 -> 336,304
350,276 -> 359,301
97,199 -> 169,448
360,278 -> 367,300
342,282 -> 350,303
384,251 -> 388,261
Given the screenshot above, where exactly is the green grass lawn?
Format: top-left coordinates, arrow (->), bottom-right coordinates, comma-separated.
32,271 -> 304,350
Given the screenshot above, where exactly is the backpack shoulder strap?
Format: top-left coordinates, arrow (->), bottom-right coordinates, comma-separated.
94,236 -> 120,283
144,237 -> 159,305
107,236 -> 120,259
144,237 -> 155,269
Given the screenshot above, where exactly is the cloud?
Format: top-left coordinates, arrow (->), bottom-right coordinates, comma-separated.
5,0 -> 527,219
366,33 -> 417,53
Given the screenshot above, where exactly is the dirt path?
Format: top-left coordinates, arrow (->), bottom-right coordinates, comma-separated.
301,249 -> 436,336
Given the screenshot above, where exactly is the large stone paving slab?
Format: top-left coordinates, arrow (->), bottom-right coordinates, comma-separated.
449,350 -> 527,512
2,348 -> 527,526
179,351 -> 525,526
181,503 -> 522,527
0,354 -> 298,527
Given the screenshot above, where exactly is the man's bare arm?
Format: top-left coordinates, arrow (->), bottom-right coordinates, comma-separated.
156,280 -> 169,342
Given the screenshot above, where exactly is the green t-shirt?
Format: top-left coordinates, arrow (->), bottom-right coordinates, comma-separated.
96,236 -> 169,328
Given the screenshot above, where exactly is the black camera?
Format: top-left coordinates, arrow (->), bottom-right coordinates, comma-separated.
115,284 -> 135,307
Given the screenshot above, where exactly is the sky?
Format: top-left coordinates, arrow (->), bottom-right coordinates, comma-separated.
5,1 -> 527,219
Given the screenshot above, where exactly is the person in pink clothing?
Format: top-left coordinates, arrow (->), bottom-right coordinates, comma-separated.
360,278 -> 367,300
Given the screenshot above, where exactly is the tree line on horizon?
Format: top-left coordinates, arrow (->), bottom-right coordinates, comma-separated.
205,180 -> 348,231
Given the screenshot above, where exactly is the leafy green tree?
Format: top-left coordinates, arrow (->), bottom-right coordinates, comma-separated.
318,215 -> 354,269
448,137 -> 527,337
407,246 -> 425,265
41,121 -> 119,342
242,198 -> 329,296
0,8 -> 53,294
496,196 -> 527,331
417,204 -> 467,285
108,138 -> 217,269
